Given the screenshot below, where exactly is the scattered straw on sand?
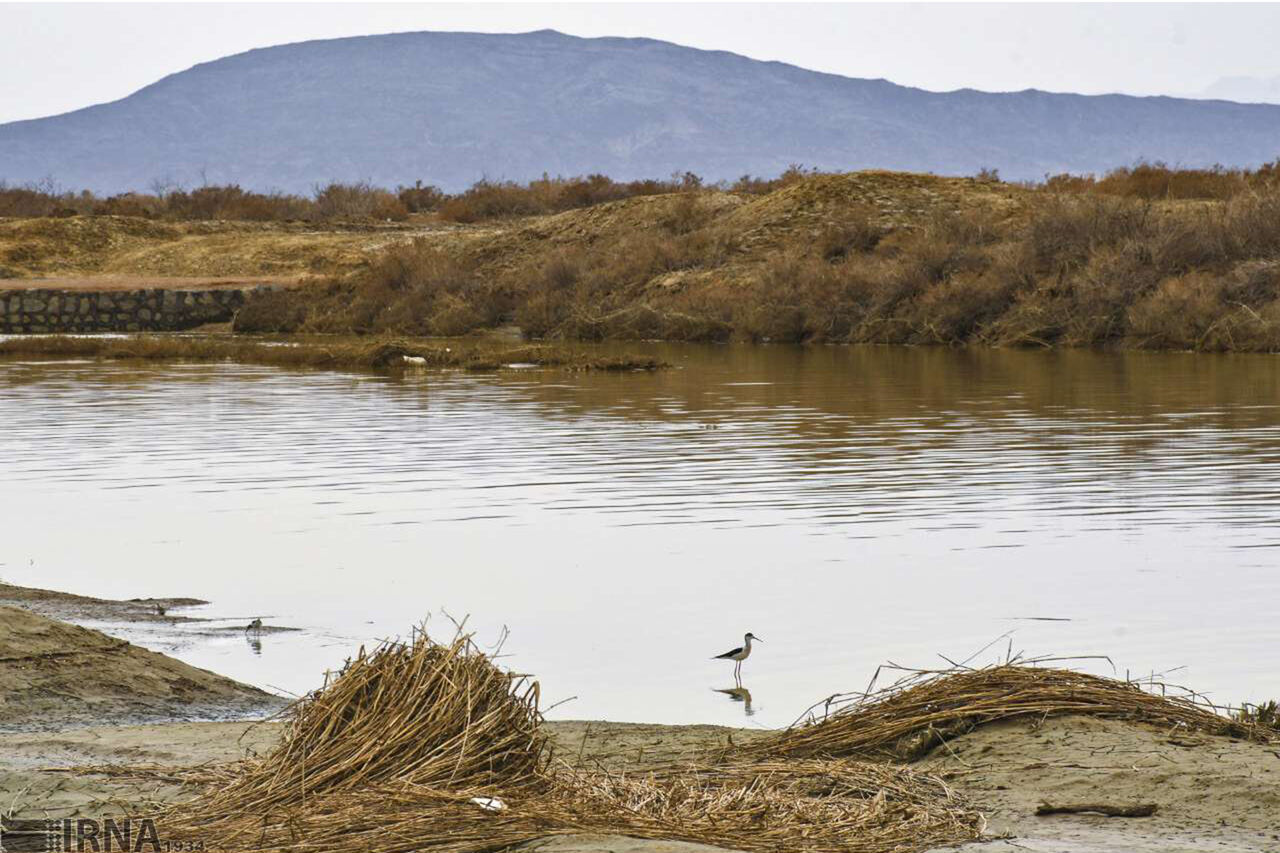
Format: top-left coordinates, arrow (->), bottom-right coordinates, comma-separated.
161,629 -> 984,853
152,629 -> 1275,853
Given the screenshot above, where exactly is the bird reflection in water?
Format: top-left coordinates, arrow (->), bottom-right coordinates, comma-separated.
713,685 -> 756,717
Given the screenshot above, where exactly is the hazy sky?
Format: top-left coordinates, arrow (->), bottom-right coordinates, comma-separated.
4,2 -> 1280,124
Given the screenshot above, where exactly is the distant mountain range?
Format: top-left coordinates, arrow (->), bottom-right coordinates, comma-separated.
4,29 -> 1280,194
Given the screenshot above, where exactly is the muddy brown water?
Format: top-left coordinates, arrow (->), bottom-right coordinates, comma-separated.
2,343 -> 1278,727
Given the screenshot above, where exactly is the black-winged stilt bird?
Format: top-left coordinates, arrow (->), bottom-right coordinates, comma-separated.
713,632 -> 762,682
245,618 -> 263,634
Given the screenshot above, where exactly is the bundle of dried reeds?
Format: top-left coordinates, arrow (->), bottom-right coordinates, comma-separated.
747,662 -> 1273,762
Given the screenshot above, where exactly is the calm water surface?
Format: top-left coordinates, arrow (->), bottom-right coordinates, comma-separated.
3,344 -> 1279,727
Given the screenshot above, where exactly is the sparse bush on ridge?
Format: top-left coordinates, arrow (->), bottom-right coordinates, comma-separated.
0,167 -> 804,223
1038,159 -> 1280,200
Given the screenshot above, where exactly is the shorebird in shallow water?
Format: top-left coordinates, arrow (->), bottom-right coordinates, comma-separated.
713,632 -> 761,683
245,618 -> 263,634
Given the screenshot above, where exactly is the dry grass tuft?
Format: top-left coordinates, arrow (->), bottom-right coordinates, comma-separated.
746,661 -> 1275,764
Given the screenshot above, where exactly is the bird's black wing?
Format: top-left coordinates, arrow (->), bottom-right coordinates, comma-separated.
713,646 -> 744,659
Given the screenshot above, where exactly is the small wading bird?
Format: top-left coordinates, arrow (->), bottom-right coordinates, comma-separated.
713,632 -> 762,683
245,618 -> 263,634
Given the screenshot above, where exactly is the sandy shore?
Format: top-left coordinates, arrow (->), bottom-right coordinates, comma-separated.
2,584 -> 1276,853
3,715 -> 1276,852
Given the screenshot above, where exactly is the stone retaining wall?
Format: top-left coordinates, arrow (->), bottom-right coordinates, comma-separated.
0,288 -> 248,334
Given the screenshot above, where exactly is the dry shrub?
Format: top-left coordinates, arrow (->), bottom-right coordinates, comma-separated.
512,251 -> 585,338
736,252 -> 865,343
1126,273 -> 1226,349
1026,195 -> 1151,274
163,185 -> 309,221
816,212 -> 886,261
0,181 -> 94,217
1127,271 -> 1280,351
92,193 -> 159,218
1218,191 -> 1280,258
311,241 -> 499,335
438,173 -> 700,223
397,180 -> 445,213
729,164 -> 820,195
659,192 -> 715,235
1220,260 -> 1280,307
1041,161 -> 1280,200
906,271 -> 1022,344
232,289 -> 309,333
314,182 -> 409,221
748,662 -> 1274,764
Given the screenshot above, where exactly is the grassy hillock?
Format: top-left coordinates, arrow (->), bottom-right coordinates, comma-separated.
8,166 -> 1280,352
235,169 -> 1280,351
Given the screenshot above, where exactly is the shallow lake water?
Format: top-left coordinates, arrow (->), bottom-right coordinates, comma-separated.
3,344 -> 1279,728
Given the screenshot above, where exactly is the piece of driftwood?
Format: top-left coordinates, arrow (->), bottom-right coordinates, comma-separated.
1036,802 -> 1158,817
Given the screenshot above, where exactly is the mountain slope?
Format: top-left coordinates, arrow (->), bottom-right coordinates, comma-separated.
4,29 -> 1280,193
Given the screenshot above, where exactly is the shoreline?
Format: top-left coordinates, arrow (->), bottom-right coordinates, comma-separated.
2,582 -> 1277,852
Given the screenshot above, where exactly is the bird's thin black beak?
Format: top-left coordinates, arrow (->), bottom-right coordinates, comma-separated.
755,637 -> 764,643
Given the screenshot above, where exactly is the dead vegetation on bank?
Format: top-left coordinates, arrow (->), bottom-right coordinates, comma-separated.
227,169 -> 1280,352
0,335 -> 664,372
165,628 -> 985,853
10,166 -> 1280,351
153,625 -> 1276,853
744,661 -> 1275,764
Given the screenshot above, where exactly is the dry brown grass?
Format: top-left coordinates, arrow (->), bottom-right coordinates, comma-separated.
0,216 -> 431,280
745,660 -> 1275,764
1040,160 -> 1280,200
160,627 -> 984,853
12,168 -> 1280,351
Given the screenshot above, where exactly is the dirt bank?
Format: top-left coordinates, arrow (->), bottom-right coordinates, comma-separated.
0,580 -> 209,625
0,606 -> 284,733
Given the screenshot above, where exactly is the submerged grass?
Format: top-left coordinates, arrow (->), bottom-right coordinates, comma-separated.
0,334 -> 665,372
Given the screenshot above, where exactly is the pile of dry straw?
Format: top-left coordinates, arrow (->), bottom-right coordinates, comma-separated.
164,629 -> 1271,853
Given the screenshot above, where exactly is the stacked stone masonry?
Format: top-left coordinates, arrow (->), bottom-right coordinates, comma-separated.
0,288 -> 247,334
